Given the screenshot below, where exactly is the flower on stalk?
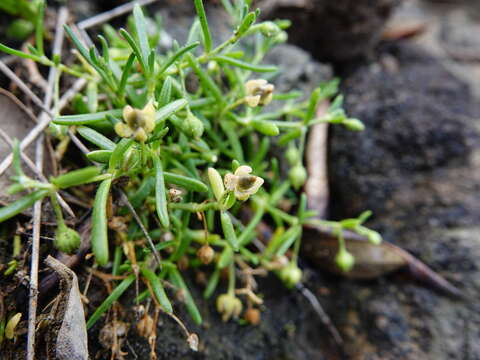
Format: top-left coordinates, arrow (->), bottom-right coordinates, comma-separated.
224,165 -> 264,201
115,101 -> 156,142
244,79 -> 274,107
216,293 -> 243,322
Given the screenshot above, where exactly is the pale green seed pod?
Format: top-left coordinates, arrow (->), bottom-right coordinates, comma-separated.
54,224 -> 81,254
289,164 -> 307,189
335,248 -> 355,272
279,264 -> 302,288
285,146 -> 300,165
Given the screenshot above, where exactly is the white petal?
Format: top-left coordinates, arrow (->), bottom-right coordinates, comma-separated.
224,173 -> 237,191
235,165 -> 252,176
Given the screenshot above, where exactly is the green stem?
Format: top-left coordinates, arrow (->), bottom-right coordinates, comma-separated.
227,261 -> 235,295
49,192 -> 66,229
169,202 -> 219,212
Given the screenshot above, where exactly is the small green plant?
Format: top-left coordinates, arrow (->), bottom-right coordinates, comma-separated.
0,0 -> 382,336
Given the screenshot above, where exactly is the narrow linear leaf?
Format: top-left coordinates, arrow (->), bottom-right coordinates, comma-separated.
86,274 -> 135,329
163,172 -> 208,192
213,55 -> 277,72
51,166 -> 101,189
169,268 -> 202,325
155,99 -> 188,124
86,150 -> 112,163
157,76 -> 173,107
34,0 -> 45,55
118,52 -> 136,97
235,11 -> 256,37
203,268 -> 220,299
91,178 -> 112,266
54,109 -> 122,125
159,42 -> 200,75
120,28 -> 147,73
193,0 -> 212,52
0,189 -> 49,223
133,4 -> 151,69
153,155 -> 170,228
109,138 -> 134,170
217,245 -> 233,269
77,126 -> 115,150
141,267 -> 173,313
220,211 -> 239,251
0,42 -> 41,61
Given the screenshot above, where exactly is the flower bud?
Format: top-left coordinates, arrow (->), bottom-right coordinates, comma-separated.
208,167 -> 225,201
251,119 -> 279,136
182,111 -> 204,139
54,224 -> 81,254
335,248 -> 355,272
259,21 -> 282,37
279,264 -> 302,288
343,118 -> 365,131
197,244 -> 215,265
366,230 -> 382,245
288,164 -> 307,189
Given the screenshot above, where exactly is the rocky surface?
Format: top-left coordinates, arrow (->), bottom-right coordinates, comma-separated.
260,0 -> 401,63
327,41 -> 480,359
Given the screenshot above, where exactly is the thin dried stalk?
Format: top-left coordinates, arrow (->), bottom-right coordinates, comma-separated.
26,8 -> 69,359
77,0 -> 159,30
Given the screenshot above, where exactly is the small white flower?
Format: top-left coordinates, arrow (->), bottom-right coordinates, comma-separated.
244,79 -> 274,107
224,165 -> 264,201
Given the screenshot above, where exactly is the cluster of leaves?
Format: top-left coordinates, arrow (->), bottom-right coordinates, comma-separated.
0,0 -> 44,40
0,0 -> 381,330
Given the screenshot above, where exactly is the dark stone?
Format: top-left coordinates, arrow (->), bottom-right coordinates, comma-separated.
261,0 -> 401,63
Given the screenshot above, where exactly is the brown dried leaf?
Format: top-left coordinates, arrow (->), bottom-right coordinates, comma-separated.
44,256 -> 89,360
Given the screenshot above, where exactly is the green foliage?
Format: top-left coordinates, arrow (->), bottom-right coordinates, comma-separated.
0,0 -> 380,329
